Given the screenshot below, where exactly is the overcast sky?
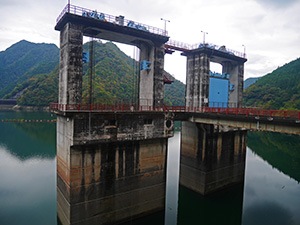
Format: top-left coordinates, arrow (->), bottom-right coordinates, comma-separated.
0,0 -> 299,83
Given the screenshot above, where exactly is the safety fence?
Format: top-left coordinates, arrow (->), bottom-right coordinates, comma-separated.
56,4 -> 167,36
49,103 -> 300,120
166,39 -> 246,58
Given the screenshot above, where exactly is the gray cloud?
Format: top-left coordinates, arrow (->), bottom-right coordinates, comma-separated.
254,0 -> 299,8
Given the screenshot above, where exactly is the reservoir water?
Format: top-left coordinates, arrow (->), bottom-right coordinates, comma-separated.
0,111 -> 300,225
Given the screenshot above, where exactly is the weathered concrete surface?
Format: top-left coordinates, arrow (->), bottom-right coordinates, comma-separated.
184,48 -> 247,108
185,53 -> 210,108
222,62 -> 244,107
138,42 -> 165,107
57,115 -> 170,225
57,113 -> 174,145
55,14 -> 169,49
56,14 -> 168,108
180,121 -> 247,195
188,115 -> 300,135
59,22 -> 83,105
57,137 -> 167,225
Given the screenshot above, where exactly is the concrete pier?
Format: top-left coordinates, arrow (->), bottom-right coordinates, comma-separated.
56,112 -> 173,224
180,121 -> 247,195
57,134 -> 167,225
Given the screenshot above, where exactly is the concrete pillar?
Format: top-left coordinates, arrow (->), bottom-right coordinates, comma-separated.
180,121 -> 247,195
57,115 -> 169,225
59,23 -> 83,104
222,62 -> 244,108
139,42 -> 165,107
153,44 -> 165,107
185,53 -> 210,108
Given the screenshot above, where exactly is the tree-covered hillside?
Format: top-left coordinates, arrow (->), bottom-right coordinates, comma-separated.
243,77 -> 261,90
0,40 -> 59,98
4,40 -> 185,106
243,58 -> 300,110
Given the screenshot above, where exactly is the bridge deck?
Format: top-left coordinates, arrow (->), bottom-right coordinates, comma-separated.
50,103 -> 300,119
49,103 -> 300,134
50,103 -> 300,135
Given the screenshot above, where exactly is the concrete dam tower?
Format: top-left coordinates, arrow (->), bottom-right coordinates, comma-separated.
54,8 -> 173,225
181,45 -> 248,195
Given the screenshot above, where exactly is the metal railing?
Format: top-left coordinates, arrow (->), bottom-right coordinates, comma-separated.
50,103 -> 300,120
56,4 -> 167,36
165,40 -> 192,52
166,39 -> 246,59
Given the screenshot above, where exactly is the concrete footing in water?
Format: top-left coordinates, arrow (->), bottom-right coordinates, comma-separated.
57,115 -> 168,225
180,121 -> 247,195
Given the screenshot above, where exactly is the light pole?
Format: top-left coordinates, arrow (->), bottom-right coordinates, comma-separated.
201,30 -> 208,45
161,18 -> 170,36
242,44 -> 246,58
68,0 -> 70,12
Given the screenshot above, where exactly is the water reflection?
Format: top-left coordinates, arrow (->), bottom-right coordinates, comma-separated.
242,148 -> 300,225
0,112 -> 56,159
165,132 -> 180,225
0,146 -> 56,225
247,132 -> 300,182
1,111 -> 300,225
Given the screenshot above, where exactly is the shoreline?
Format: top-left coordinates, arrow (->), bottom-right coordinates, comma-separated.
0,105 -> 49,112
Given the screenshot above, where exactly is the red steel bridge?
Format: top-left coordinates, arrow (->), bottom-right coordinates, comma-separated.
50,103 -> 300,135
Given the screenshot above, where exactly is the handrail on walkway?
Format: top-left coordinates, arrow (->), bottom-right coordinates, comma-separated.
165,39 -> 246,58
49,103 -> 300,120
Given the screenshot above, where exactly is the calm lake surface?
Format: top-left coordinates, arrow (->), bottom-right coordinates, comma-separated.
0,111 -> 300,225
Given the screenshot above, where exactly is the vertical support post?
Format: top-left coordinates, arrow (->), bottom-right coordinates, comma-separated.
68,0 -> 70,13
222,62 -> 244,108
185,52 -> 210,108
138,42 -> 165,108
89,39 -> 94,105
59,22 -> 83,105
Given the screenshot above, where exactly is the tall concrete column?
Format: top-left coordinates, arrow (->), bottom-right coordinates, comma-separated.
153,44 -> 165,107
222,61 -> 244,108
139,42 -> 165,107
180,121 -> 247,195
185,52 -> 210,108
59,23 -> 83,104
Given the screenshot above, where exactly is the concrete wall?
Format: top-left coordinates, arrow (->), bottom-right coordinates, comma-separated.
222,61 -> 244,107
139,43 -> 165,107
185,53 -> 210,108
59,23 -> 83,105
180,121 -> 247,195
58,113 -> 174,145
57,115 -> 169,225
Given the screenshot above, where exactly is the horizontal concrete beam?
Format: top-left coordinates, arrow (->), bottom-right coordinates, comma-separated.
55,14 -> 169,47
189,116 -> 300,135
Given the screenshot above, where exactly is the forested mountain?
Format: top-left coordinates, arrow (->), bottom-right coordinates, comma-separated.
3,40 -> 185,106
0,40 -> 59,98
243,77 -> 261,90
243,58 -> 300,110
